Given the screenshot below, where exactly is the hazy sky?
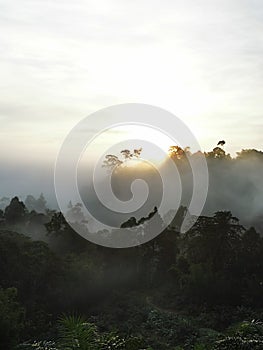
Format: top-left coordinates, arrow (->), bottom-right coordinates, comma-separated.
1,0 -> 263,198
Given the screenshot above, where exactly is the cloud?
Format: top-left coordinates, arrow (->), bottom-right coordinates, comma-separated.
0,0 -> 263,190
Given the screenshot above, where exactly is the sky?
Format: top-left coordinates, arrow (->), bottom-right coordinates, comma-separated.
0,0 -> 263,199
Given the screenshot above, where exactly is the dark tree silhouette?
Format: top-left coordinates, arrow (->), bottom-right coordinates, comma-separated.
4,197 -> 27,225
103,148 -> 143,169
120,206 -> 158,228
205,146 -> 230,159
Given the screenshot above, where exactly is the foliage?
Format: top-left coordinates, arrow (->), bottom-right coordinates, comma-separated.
214,336 -> 263,350
228,319 -> 263,337
0,287 -> 25,349
103,148 -> 142,170
19,315 -> 148,350
144,309 -> 198,348
57,315 -> 99,350
4,197 -> 27,225
25,194 -> 47,213
0,182 -> 263,349
17,340 -> 58,350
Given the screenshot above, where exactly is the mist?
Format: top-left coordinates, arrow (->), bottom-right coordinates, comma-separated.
1,147 -> 263,232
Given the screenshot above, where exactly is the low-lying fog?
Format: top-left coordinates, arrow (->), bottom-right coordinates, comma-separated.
1,148 -> 263,232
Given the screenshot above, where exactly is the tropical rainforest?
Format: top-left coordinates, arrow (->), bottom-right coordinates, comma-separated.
0,146 -> 263,350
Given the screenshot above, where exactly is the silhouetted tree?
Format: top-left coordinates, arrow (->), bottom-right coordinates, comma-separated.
66,202 -> 85,223
168,146 -> 191,160
120,216 -> 137,228
35,193 -> 47,213
25,195 -> 37,212
205,146 -> 231,160
45,212 -> 89,253
236,148 -> 263,160
103,148 -> 143,170
4,197 -> 27,225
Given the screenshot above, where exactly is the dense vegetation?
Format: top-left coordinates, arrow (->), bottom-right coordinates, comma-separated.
0,147 -> 263,349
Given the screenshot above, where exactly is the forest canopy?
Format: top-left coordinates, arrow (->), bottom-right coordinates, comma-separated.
0,146 -> 263,349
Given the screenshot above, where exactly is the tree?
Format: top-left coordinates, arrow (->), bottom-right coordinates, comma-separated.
120,206 -> 159,228
180,211 -> 248,305
236,149 -> 263,160
66,202 -> 85,223
45,212 -> 89,253
205,147 -> 231,160
25,195 -> 37,212
185,211 -> 243,272
58,314 -> 98,350
4,197 -> 27,225
35,193 -> 47,213
166,206 -> 189,232
0,287 -> 25,350
103,148 -> 143,170
168,146 -> 191,160
102,154 -> 123,170
120,216 -> 137,228
45,212 -> 69,235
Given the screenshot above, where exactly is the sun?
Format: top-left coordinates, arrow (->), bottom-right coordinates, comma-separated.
90,124 -> 179,166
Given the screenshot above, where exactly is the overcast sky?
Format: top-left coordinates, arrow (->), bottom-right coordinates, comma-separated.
1,0 -> 263,198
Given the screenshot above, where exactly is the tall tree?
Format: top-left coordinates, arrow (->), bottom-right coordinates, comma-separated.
4,197 -> 27,225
